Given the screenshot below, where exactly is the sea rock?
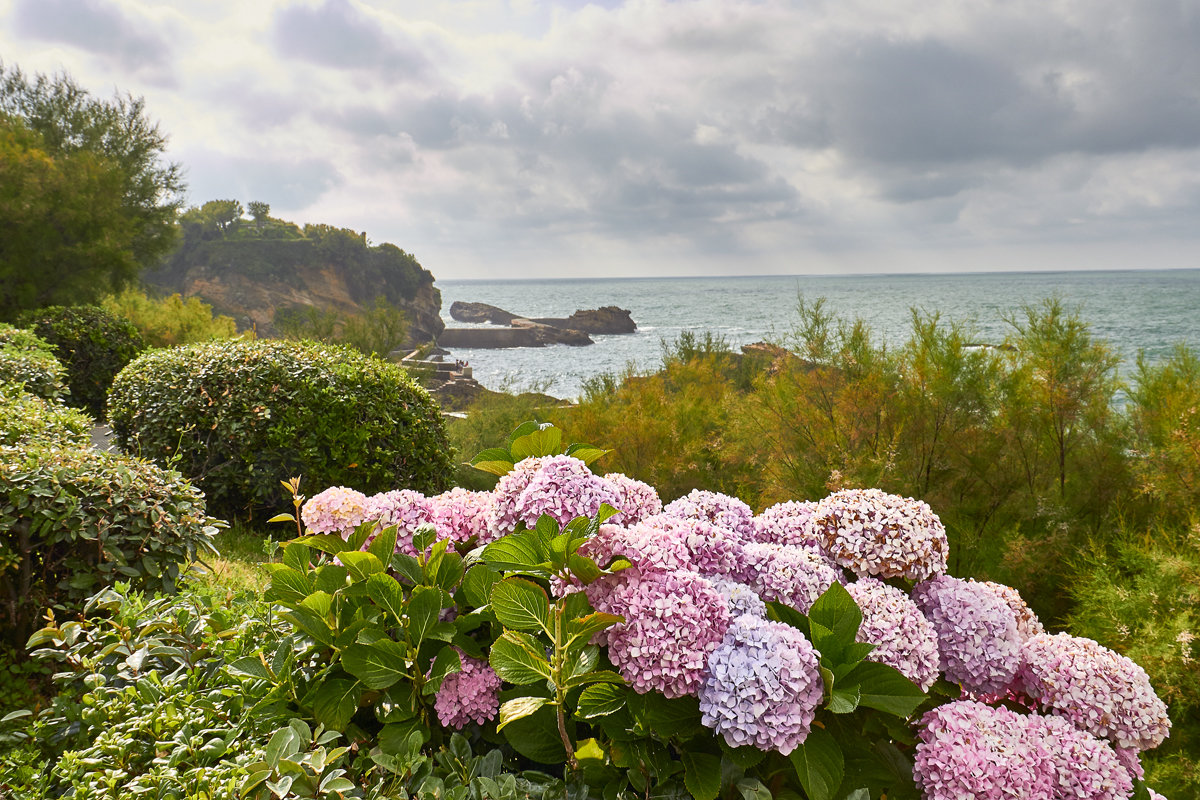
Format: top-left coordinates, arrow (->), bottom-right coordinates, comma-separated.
439,321 -> 593,348
449,302 -> 518,326
533,306 -> 637,334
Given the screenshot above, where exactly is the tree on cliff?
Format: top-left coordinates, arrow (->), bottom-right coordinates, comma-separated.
0,64 -> 184,319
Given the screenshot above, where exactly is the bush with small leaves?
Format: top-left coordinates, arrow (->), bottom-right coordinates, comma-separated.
0,384 -> 92,449
0,323 -> 67,400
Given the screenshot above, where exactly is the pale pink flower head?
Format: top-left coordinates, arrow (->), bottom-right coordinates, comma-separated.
812,488 -> 948,581
603,472 -> 663,525
753,500 -> 822,549
301,486 -> 370,535
1032,714 -> 1133,800
978,580 -> 1045,642
912,575 -> 1022,695
366,489 -> 433,555
514,455 -> 618,529
640,514 -> 748,581
739,542 -> 842,614
434,650 -> 501,729
662,489 -> 755,541
846,577 -> 940,691
486,456 -> 551,539
428,487 -> 494,546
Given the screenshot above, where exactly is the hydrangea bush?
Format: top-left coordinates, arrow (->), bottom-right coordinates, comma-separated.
256,422 -> 1171,800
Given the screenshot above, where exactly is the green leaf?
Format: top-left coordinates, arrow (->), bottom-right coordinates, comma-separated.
510,426 -> 562,460
428,548 -> 465,592
498,690 -> 566,763
828,683 -> 861,714
490,577 -> 552,633
412,524 -> 438,555
227,655 -> 272,680
461,566 -> 500,608
681,752 -> 721,800
566,670 -> 625,689
424,645 -> 463,694
505,421 -> 542,448
719,739 -> 766,768
765,601 -> 812,638
406,586 -> 444,647
807,583 -> 863,665
346,522 -> 374,552
594,502 -> 620,525
342,641 -> 410,690
735,779 -> 773,800
842,661 -> 926,718
470,447 -> 515,477
482,530 -> 550,572
265,567 -> 312,606
367,525 -> 398,564
567,611 -> 623,644
789,726 -> 844,800
576,684 -> 627,719
267,512 -> 297,525
280,607 -> 333,646
297,534 -> 353,555
497,696 -> 552,731
568,554 -> 603,584
490,630 -> 553,684
365,573 -> 408,627
631,693 -> 702,740
309,678 -> 361,731
313,564 -> 349,595
391,553 -> 424,586
339,551 -> 385,582
564,443 -> 609,465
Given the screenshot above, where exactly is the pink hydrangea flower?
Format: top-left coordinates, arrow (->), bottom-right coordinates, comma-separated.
366,489 -> 433,556
912,575 -> 1022,695
846,577 -> 940,691
603,472 -> 663,525
428,487 -> 493,546
434,650 -> 502,729
514,455 -> 618,529
1018,632 -> 1171,751
740,542 -> 842,614
640,514 -> 748,581
486,456 -> 551,539
578,522 -> 691,576
978,580 -> 1045,642
707,577 -> 768,620
698,614 -> 824,755
586,569 -> 729,698
1032,714 -> 1134,800
752,501 -> 822,549
301,486 -> 371,535
662,489 -> 755,540
811,488 -> 948,581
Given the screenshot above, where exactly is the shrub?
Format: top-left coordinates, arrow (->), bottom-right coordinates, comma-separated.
108,338 -> 454,519
100,286 -> 240,348
0,323 -> 68,400
0,384 -> 92,448
0,445 -> 219,646
17,305 -> 146,415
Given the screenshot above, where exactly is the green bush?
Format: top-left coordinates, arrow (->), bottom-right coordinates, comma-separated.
108,339 -> 454,519
17,305 -> 146,415
100,287 -> 240,348
0,323 -> 68,400
0,384 -> 92,448
0,445 -> 219,646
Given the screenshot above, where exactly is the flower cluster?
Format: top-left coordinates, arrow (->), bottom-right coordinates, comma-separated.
301,486 -> 370,535
429,487 -> 494,546
663,489 -> 755,540
366,490 -> 433,555
604,472 -> 663,525
912,575 -> 1022,695
752,501 -> 821,548
514,455 -> 617,529
434,651 -> 502,730
486,456 -> 551,540
979,580 -> 1045,642
579,522 -> 691,576
708,577 -> 767,620
811,488 -> 948,581
587,569 -> 729,698
1018,632 -> 1172,751
1034,714 -> 1134,800
641,514 -> 748,581
846,577 -> 940,691
740,543 -> 842,614
699,614 -> 824,755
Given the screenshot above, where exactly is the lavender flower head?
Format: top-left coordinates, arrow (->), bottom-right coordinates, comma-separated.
707,577 -> 768,620
912,575 -> 1022,695
578,522 -> 691,576
740,542 -> 842,614
486,456 -> 550,539
514,455 -> 618,529
662,489 -> 755,540
811,488 -> 948,581
698,614 -> 824,755
301,486 -> 370,535
979,580 -> 1045,642
1018,632 -> 1171,751
428,487 -> 494,546
1032,714 -> 1133,800
846,577 -> 940,691
753,501 -> 822,549
641,514 -> 748,581
603,472 -> 663,525
587,569 -> 729,698
366,490 -> 433,556
434,650 -> 502,729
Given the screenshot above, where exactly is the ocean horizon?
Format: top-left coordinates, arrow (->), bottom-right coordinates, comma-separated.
435,268 -> 1200,400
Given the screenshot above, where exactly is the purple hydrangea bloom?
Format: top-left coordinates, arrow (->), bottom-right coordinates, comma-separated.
912,575 -> 1022,695
978,580 -> 1045,642
514,455 -> 618,529
914,700 -> 1055,800
740,542 -> 842,614
587,569 -> 729,698
640,514 -> 748,580
428,487 -> 494,546
662,489 -> 755,540
1018,632 -> 1172,751
846,577 -> 940,691
301,486 -> 371,535
698,614 -> 824,755
486,456 -> 551,539
1113,746 -> 1144,781
578,522 -> 691,576
603,472 -> 663,525
434,650 -> 502,729
366,490 -> 433,556
708,577 -> 768,620
811,488 -> 948,581
753,501 -> 822,548
1032,714 -> 1134,800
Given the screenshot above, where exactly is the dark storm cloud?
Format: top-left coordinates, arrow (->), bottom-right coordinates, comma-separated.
12,0 -> 170,73
271,0 -> 429,79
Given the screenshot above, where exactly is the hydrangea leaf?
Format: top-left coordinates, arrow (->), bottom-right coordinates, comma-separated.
422,644 -> 463,695
840,660 -> 926,718
482,530 -> 550,572
510,427 -> 562,460
365,573 -> 407,626
338,551 -> 385,582
576,683 -> 627,719
807,583 -> 863,665
788,726 -> 844,800
295,534 -> 352,555
564,442 -> 610,465
460,565 -> 501,608
342,641 -> 409,690
566,611 -> 623,645
490,577 -> 551,633
504,421 -> 543,449
366,525 -> 398,564
681,751 -> 721,800
405,585 -> 444,647
470,447 -> 516,477
308,678 -> 361,731
490,630 -> 553,685
497,696 -> 552,731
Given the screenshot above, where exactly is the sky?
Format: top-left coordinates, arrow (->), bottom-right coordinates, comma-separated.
2,0 -> 1199,280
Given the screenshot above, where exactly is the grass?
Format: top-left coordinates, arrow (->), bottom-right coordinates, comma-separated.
191,521 -> 277,593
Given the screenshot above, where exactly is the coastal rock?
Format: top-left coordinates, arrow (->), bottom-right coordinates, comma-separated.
449,302 -> 518,326
533,306 -> 637,334
439,320 -> 593,348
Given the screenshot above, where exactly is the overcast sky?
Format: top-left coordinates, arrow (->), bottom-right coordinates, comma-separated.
3,0 -> 1199,279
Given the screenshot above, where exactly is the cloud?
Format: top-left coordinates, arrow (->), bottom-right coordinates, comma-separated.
180,149 -> 342,211
12,0 -> 171,74
271,0 -> 429,79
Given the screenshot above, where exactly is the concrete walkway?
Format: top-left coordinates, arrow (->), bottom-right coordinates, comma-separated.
90,424 -> 120,453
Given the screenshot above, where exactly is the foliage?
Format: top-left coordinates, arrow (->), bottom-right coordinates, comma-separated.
276,295 -> 409,357
0,323 -> 67,400
101,286 -> 240,348
0,383 -> 92,449
1128,345 -> 1200,525
0,64 -> 183,318
447,380 -> 560,490
108,338 -> 454,519
0,444 -> 220,647
1069,528 -> 1200,799
17,304 -> 146,415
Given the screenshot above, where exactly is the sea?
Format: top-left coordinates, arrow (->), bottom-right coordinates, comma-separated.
435,269 -> 1200,401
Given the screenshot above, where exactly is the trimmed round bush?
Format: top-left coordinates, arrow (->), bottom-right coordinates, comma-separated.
0,444 -> 219,646
108,339 -> 454,518
17,305 -> 146,415
0,384 -> 92,448
0,323 -> 68,400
